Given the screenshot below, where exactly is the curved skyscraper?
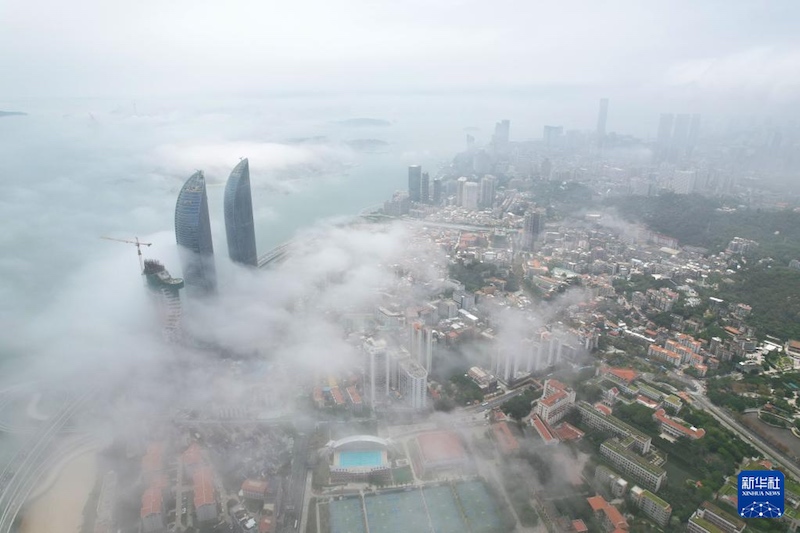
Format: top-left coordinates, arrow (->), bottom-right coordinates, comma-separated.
175,170 -> 217,296
224,158 -> 258,266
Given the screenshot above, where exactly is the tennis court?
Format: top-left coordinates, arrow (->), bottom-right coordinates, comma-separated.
422,486 -> 467,533
455,481 -> 503,533
329,497 -> 366,533
364,490 -> 431,533
325,481 -> 503,533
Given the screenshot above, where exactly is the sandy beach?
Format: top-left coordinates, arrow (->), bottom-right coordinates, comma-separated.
21,452 -> 98,533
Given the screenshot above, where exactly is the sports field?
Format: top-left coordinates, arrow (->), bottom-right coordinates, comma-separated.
325,481 -> 504,533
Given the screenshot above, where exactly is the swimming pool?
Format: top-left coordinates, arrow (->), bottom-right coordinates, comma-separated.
338,450 -> 384,468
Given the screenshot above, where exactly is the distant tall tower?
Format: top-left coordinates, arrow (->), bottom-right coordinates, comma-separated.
456,177 -> 468,206
687,114 -> 701,157
479,175 -> 496,209
408,165 -> 422,202
143,259 -> 184,343
656,114 -> 674,161
175,170 -> 217,297
493,120 -> 510,147
432,178 -> 443,205
671,114 -> 691,161
420,172 -> 430,204
522,210 -> 542,251
597,98 -> 609,148
224,158 -> 258,267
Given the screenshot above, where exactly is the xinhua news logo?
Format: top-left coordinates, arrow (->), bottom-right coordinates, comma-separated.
738,470 -> 785,519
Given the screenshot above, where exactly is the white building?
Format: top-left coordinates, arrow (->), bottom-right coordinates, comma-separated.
462,182 -> 480,210
409,321 -> 434,373
397,357 -> 428,409
363,338 -> 390,407
535,379 -> 576,424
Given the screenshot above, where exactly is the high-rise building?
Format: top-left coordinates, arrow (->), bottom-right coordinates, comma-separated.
462,182 -> 479,210
671,114 -> 691,160
143,259 -> 184,343
175,170 -> 217,297
597,98 -> 609,147
456,177 -> 468,206
656,114 -> 674,161
408,165 -> 422,202
420,171 -> 430,204
673,170 -> 697,194
432,178 -> 442,205
687,114 -> 701,157
396,357 -> 428,409
493,119 -> 510,147
543,125 -> 563,148
363,338 -> 390,408
224,158 -> 258,267
521,210 -> 542,251
409,321 -> 433,373
479,175 -> 496,209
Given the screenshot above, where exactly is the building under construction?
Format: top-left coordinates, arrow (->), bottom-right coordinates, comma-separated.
143,259 -> 184,343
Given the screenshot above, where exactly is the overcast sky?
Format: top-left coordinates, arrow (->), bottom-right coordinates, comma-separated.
2,0 -> 799,112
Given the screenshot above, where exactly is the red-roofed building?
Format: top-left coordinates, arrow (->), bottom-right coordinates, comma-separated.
594,403 -> 613,416
653,409 -> 705,440
141,443 -> 164,483
492,422 -> 520,454
193,467 -> 217,523
602,367 -> 638,384
636,395 -> 659,409
242,479 -> 269,501
330,387 -> 345,406
140,486 -> 164,533
530,415 -> 557,445
587,494 -> 629,531
535,379 -> 576,424
553,422 -> 584,441
182,443 -> 204,473
572,519 -> 589,532
312,387 -> 324,408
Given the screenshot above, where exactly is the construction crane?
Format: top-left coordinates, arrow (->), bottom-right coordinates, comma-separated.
100,236 -> 152,272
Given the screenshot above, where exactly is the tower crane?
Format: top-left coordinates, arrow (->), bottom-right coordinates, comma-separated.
100,236 -> 152,272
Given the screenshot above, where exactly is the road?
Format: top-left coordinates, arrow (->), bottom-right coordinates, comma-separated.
0,391 -> 93,533
691,392 -> 800,481
277,431 -> 310,533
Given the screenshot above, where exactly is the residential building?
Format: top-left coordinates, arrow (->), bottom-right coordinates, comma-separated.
462,182 -> 479,210
653,408 -> 705,440
577,402 -> 652,454
688,502 -> 746,533
586,495 -> 629,532
241,479 -> 269,501
409,321 -> 433,373
535,379 -> 576,425
600,438 -> 666,492
630,486 -> 672,528
396,356 -> 428,409
420,171 -> 430,203
479,175 -> 496,208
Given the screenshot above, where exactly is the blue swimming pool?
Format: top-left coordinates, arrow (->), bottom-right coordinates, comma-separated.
339,450 -> 383,468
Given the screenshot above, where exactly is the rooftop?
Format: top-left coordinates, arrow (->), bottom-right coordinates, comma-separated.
193,467 -> 215,508
601,439 -> 665,477
140,486 -> 162,518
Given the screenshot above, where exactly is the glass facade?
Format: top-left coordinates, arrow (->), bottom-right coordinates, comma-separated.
224,159 -> 258,266
175,171 -> 217,296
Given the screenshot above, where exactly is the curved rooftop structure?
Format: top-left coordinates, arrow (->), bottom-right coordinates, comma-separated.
224,158 -> 258,266
327,435 -> 391,450
175,170 -> 217,296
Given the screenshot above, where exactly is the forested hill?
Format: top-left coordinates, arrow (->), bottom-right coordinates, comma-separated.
607,193 -> 800,263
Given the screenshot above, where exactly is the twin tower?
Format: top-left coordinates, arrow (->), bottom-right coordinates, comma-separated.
174,158 -> 257,297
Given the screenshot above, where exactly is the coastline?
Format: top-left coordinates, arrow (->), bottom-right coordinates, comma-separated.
21,452 -> 98,533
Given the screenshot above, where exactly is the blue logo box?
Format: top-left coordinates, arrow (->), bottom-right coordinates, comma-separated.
738,470 -> 785,519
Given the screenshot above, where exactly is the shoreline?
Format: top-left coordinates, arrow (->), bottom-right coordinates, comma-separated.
21,451 -> 98,533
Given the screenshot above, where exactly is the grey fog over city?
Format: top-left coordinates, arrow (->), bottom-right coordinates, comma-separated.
2,2 -> 800,533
